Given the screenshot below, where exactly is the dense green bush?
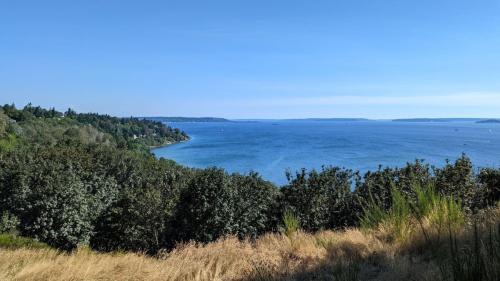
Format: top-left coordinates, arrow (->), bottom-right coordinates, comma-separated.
90,157 -> 191,253
281,167 -> 357,231
171,169 -> 279,244
434,155 -> 477,209
0,146 -> 118,250
0,233 -> 49,249
478,168 -> 500,207
91,186 -> 167,253
231,172 -> 279,238
172,168 -> 236,243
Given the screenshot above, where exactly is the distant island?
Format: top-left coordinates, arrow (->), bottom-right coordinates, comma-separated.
477,119 -> 500,124
144,117 -> 231,123
393,118 -> 484,123
284,118 -> 372,122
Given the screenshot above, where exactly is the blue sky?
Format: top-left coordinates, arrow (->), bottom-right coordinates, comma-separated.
1,0 -> 500,118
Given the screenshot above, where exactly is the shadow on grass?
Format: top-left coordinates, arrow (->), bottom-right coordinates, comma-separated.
240,222 -> 500,281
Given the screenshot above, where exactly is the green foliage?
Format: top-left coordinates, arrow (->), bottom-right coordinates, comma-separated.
281,167 -> 357,231
359,198 -> 387,231
0,133 -> 18,152
478,168 -> 500,207
435,155 -> 476,209
171,169 -> 278,244
412,185 -> 464,243
386,187 -> 413,241
1,103 -> 61,122
360,187 -> 412,242
355,160 -> 433,217
173,168 -> 235,243
90,157 -> 190,253
0,233 -> 49,249
361,184 -> 464,243
0,146 -> 119,250
0,211 -> 19,234
232,172 -> 279,239
281,210 -> 300,237
1,104 -> 188,150
70,112 -> 188,148
0,111 -> 18,152
91,187 -> 167,253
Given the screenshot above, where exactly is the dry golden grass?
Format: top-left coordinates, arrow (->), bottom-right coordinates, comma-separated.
3,206 -> 500,281
0,228 -> 443,281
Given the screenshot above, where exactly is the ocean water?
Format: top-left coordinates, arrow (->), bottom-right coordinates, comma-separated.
152,120 -> 500,185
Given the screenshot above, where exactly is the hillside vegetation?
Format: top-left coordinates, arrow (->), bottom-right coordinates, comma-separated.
1,104 -> 500,280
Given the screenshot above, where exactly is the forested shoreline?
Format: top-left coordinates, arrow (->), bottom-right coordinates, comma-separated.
1,104 -> 499,254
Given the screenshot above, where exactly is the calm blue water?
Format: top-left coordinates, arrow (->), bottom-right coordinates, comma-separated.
152,121 -> 500,185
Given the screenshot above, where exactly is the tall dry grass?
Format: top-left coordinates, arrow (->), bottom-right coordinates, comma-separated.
0,228 -> 438,281
1,205 -> 499,281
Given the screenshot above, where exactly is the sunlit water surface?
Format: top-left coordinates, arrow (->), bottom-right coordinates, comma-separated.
153,121 -> 500,185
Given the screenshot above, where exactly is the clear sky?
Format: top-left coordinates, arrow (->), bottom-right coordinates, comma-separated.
1,0 -> 500,119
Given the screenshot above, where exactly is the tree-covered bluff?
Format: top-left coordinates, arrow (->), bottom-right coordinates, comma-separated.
1,104 -> 188,150
1,104 -> 500,255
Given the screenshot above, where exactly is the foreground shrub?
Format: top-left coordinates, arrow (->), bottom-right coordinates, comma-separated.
0,147 -> 118,250
281,210 -> 300,237
172,168 -> 236,243
412,185 -> 465,244
91,187 -> 166,254
478,168 -> 500,207
361,185 -> 465,245
281,167 -> 357,231
0,234 -> 49,250
435,155 -> 476,209
361,187 -> 412,242
172,169 -> 278,245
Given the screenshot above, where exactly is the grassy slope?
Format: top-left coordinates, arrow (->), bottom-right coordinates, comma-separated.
0,230 -> 385,281
1,207 -> 499,281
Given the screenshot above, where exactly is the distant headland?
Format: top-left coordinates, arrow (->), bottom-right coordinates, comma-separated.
392,118 -> 485,123
144,117 -> 231,123
476,119 -> 500,124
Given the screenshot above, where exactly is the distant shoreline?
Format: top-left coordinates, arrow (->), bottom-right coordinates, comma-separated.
476,119 -> 500,124
149,138 -> 190,149
392,118 -> 495,123
143,117 -> 231,123
143,117 -> 500,123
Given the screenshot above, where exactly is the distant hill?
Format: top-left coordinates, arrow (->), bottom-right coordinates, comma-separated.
284,118 -> 372,122
477,119 -> 500,124
393,118 -> 484,123
144,117 -> 231,123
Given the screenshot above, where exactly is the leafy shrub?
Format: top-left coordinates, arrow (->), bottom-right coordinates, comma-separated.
0,147 -> 118,250
281,167 -> 357,231
172,168 -> 236,243
0,233 -> 49,249
435,155 -> 476,209
412,185 -> 465,244
232,172 -> 279,239
281,210 -> 300,237
91,187 -> 166,253
360,187 -> 412,242
0,211 -> 19,234
361,185 -> 464,243
478,168 -> 500,207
